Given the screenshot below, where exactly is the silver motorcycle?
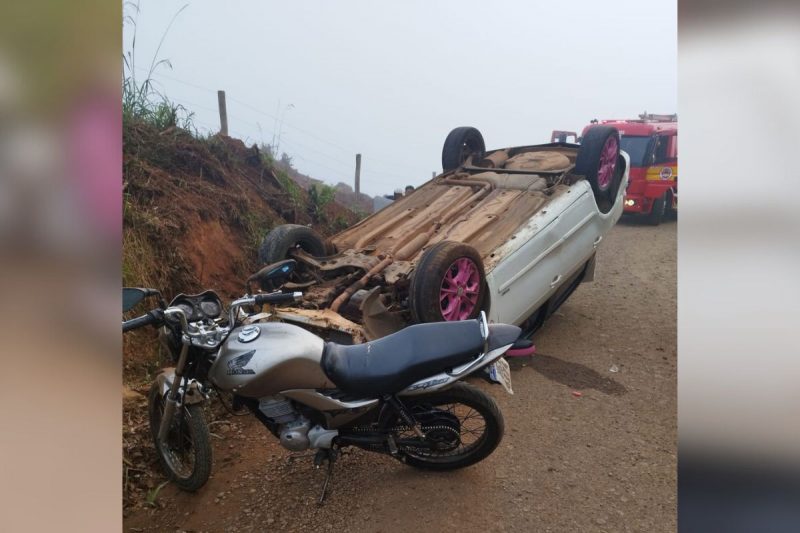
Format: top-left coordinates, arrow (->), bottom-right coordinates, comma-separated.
123,261 -> 520,502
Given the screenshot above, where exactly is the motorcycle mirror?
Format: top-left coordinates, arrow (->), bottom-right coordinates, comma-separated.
123,287 -> 160,312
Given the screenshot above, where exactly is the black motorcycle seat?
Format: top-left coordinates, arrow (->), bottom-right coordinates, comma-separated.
321,320 -> 521,397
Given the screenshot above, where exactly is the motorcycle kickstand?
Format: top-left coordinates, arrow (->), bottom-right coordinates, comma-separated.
314,448 -> 338,506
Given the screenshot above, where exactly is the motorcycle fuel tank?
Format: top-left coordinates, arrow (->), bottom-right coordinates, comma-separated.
210,322 -> 335,398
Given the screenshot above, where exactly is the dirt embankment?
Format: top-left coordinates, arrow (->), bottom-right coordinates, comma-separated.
122,121 -> 359,380
123,121 -> 357,298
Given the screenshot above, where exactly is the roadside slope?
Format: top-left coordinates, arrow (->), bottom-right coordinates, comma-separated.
122,121 -> 359,380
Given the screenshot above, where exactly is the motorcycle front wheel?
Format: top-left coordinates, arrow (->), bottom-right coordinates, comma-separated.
148,383 -> 212,491
390,382 -> 504,470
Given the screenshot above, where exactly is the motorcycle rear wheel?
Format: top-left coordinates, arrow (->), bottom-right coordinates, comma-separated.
392,382 -> 504,470
148,383 -> 212,491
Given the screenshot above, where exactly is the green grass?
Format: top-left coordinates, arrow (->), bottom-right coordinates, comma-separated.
308,183 -> 335,222
275,170 -> 304,208
123,1 -> 193,131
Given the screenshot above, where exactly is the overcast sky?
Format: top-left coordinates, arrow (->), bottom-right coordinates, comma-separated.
125,0 -> 676,197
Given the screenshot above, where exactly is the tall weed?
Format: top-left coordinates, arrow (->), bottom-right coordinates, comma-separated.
122,1 -> 193,131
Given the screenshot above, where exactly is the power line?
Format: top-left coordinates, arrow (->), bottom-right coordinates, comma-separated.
166,95 -> 399,186
135,67 -> 420,191
135,66 -> 427,174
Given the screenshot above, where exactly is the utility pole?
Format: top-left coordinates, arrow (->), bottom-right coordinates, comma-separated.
217,90 -> 228,136
275,103 -> 294,157
354,154 -> 362,196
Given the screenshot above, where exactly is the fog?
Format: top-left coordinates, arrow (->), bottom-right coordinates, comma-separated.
126,0 -> 676,196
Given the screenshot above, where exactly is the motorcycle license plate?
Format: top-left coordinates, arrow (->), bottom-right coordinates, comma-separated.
488,357 -> 514,395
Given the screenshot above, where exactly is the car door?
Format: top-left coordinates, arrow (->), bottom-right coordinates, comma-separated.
486,182 -> 600,325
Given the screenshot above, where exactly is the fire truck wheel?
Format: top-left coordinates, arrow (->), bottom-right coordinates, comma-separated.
665,191 -> 677,220
645,194 -> 666,226
575,126 -> 621,201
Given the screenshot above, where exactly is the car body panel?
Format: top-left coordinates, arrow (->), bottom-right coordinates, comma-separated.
268,141 -> 628,341
486,160 -> 626,325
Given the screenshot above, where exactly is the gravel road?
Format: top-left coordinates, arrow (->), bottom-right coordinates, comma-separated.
124,218 -> 676,533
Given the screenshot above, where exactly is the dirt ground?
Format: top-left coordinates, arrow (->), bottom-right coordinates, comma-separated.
123,217 -> 676,532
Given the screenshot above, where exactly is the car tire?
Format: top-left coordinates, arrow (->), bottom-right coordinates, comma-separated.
258,224 -> 327,265
575,126 -> 621,202
442,127 -> 485,172
645,194 -> 666,226
409,241 -> 487,323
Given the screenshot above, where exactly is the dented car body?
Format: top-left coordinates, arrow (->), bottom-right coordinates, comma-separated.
257,126 -> 628,343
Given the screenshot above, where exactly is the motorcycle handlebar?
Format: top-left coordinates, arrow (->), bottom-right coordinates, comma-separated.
122,310 -> 162,332
123,292 -> 303,334
254,291 -> 303,306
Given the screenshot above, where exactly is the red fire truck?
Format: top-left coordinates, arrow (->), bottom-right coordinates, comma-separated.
581,113 -> 677,225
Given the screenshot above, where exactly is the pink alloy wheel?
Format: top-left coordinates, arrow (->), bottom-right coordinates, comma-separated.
597,135 -> 618,190
439,257 -> 481,321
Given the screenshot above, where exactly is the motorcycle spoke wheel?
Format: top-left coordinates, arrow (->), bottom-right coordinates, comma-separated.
397,403 -> 487,458
148,383 -> 212,491
389,382 -> 504,471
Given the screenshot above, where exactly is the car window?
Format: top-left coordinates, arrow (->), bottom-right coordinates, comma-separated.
652,136 -> 671,164
668,134 -> 678,159
619,136 -> 651,167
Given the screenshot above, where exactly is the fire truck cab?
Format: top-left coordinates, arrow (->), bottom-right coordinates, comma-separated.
582,113 -> 677,225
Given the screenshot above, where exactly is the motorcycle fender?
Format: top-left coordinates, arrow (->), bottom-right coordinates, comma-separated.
397,344 -> 512,397
155,368 -> 176,397
155,368 -> 206,406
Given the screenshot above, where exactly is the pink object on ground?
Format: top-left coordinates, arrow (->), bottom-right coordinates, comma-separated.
505,344 -> 536,357
571,391 -> 583,398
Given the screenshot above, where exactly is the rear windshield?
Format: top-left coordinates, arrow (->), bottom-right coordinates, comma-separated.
620,136 -> 651,167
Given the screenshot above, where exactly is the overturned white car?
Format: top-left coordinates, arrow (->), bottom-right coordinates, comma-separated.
252,125 -> 628,342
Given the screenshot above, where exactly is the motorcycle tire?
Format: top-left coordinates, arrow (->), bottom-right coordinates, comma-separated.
391,382 -> 504,471
148,383 -> 212,492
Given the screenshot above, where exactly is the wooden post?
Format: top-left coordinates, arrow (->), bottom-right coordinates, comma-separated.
217,90 -> 228,136
354,154 -> 362,196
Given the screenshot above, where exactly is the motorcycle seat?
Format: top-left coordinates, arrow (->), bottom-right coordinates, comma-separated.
321,319 -> 520,397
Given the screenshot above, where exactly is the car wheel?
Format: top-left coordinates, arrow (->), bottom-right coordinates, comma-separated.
258,224 -> 327,265
645,194 -> 666,226
409,241 -> 487,323
575,126 -> 621,202
442,127 -> 485,172
257,224 -> 328,290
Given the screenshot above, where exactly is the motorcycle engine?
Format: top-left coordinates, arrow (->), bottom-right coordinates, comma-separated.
258,396 -> 311,451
